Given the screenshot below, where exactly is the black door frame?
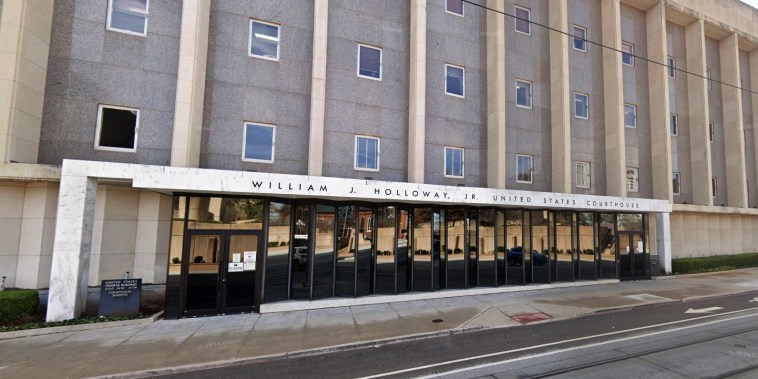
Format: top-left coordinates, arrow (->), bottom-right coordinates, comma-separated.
617,230 -> 648,280
182,229 -> 263,317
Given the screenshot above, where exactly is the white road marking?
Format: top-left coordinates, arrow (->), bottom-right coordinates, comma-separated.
358,306 -> 758,379
685,307 -> 724,314
749,297 -> 758,303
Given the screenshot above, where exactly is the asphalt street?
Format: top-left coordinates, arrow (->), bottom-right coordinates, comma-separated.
156,290 -> 758,379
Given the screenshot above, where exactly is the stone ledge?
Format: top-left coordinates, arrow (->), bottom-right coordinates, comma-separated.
672,204 -> 758,216
0,162 -> 61,181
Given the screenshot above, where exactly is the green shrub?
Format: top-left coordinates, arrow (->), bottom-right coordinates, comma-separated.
267,241 -> 279,248
672,253 -> 758,274
0,290 -> 39,324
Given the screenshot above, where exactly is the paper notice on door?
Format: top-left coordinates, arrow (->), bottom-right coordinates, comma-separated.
637,240 -> 643,253
244,251 -> 256,271
228,262 -> 243,272
232,253 -> 241,263
626,245 -> 630,253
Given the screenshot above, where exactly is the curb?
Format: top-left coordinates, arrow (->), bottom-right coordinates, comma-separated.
653,267 -> 758,280
0,311 -> 163,340
90,287 -> 758,379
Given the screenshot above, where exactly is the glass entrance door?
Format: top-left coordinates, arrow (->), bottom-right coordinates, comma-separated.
618,231 -> 646,279
183,230 -> 262,316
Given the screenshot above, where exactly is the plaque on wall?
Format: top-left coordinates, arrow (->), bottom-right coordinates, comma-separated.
99,279 -> 142,316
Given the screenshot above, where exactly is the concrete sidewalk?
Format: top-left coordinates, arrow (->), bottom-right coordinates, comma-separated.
2,269 -> 758,379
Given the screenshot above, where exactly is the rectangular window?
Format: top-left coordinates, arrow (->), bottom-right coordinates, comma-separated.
516,79 -> 532,108
573,25 -> 587,52
446,64 -> 465,97
626,167 -> 639,193
706,68 -> 712,90
358,44 -> 382,80
355,136 -> 380,171
624,103 -> 637,127
667,56 -> 676,78
446,0 -> 464,16
576,161 -> 591,189
622,41 -> 634,66
574,92 -> 589,119
444,147 -> 464,178
672,172 -> 681,195
709,122 -> 715,143
670,114 -> 678,136
514,5 -> 531,35
517,154 -> 533,184
242,123 -> 275,163
106,0 -> 149,36
712,177 -> 717,198
249,20 -> 280,61
95,104 -> 139,152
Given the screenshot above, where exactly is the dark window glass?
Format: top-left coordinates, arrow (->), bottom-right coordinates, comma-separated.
468,209 -> 478,287
109,0 -> 147,34
446,0 -> 463,15
98,107 -> 137,149
313,204 -> 335,299
335,205 -> 356,296
356,206 -> 374,296
446,65 -> 464,96
413,208 -> 432,291
506,210 -> 524,285
291,205 -> 311,300
479,209 -> 496,286
244,124 -> 275,162
359,45 -> 381,79
397,209 -> 411,293
531,211 -> 550,283
265,202 -> 290,302
598,213 -> 617,279
376,206 -> 396,294
186,198 -> 264,230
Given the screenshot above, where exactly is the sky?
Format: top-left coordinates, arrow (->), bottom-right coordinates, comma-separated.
740,0 -> 758,9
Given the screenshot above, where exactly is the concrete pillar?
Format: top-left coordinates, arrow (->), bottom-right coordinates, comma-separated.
133,191 -> 172,283
307,0 -> 329,176
602,0 -> 626,197
685,19 -> 713,205
719,33 -> 748,208
170,0 -> 211,168
549,0 -> 570,193
655,213 -> 672,274
751,50 -> 758,194
408,0 -> 427,184
486,0 -> 506,189
15,183 -> 58,289
646,3 -> 672,202
47,173 -> 97,322
0,0 -> 55,163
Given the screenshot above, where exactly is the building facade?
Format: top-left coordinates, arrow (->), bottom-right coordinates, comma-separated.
0,0 -> 757,321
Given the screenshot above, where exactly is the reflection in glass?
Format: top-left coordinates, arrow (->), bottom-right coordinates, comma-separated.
397,209 -> 411,293
619,233 -> 631,278
523,212 -> 532,283
506,211 -> 524,285
598,213 -> 617,279
446,209 -> 466,289
478,209 -> 496,286
185,234 -> 221,311
265,202 -> 290,302
225,234 -> 258,308
376,206 -> 396,294
165,196 -> 186,318
617,213 -> 643,231
336,205 -> 356,297
313,205 -> 335,299
356,206 -> 374,296
413,208 -> 432,291
468,209 -> 478,288
554,212 -> 573,282
577,213 -> 596,280
187,197 -> 265,230
632,232 -> 646,278
291,205 -> 311,300
434,210 -> 443,290
531,211 -> 550,283
495,211 -> 506,286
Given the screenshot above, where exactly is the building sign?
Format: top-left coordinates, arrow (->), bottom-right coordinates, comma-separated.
99,279 -> 141,316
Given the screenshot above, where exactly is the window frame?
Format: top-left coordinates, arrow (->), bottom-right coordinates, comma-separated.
706,68 -> 712,90
445,63 -> 465,98
445,0 -> 464,17
514,5 -> 531,35
576,161 -> 591,189
712,177 -> 717,198
624,103 -> 637,128
94,104 -> 140,153
670,113 -> 678,136
443,146 -> 465,178
621,41 -> 634,66
106,0 -> 149,37
354,135 -> 380,172
357,44 -> 383,81
515,79 -> 533,109
626,167 -> 639,193
709,122 -> 715,143
249,19 -> 281,61
672,172 -> 681,195
242,122 -> 276,163
572,25 -> 588,52
516,154 -> 534,184
667,56 -> 676,78
574,92 -> 589,119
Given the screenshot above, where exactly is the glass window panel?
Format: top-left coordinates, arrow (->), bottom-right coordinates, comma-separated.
517,155 -> 533,183
599,214 -> 616,279
291,205 -> 310,300
573,26 -> 586,51
617,213 -> 643,231
225,234 -> 258,308
505,210 -> 523,285
433,210 -> 443,290
468,209 -> 479,287
397,209 -> 411,293
359,45 -> 382,79
574,93 -> 589,118
514,6 -> 531,34
446,65 -> 465,96
667,56 -> 675,78
532,211 -> 549,283
186,198 -> 264,230
624,104 -> 636,127
672,172 -> 681,195
622,42 -> 634,65
516,80 -> 532,107
626,168 -> 639,193
185,234 -> 221,311
165,196 -> 186,318
265,202 -> 290,302
446,209 -> 466,289
576,162 -> 590,189
335,205 -> 356,297
313,205 -> 335,299
670,114 -> 678,135
375,206 -> 396,294
98,106 -> 138,150
413,208 -> 433,291
244,124 -> 275,162
355,136 -> 379,170
446,0 -> 463,15
479,209 -> 496,286
577,213 -> 596,280
445,147 -> 464,177
109,0 -> 147,34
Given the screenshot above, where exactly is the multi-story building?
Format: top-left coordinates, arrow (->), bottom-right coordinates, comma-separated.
0,0 -> 757,321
